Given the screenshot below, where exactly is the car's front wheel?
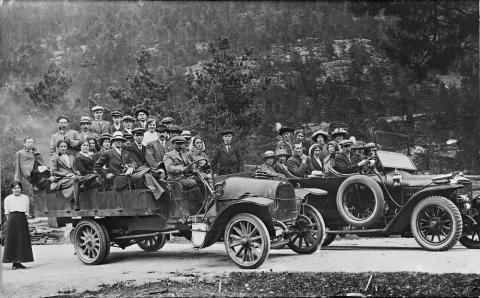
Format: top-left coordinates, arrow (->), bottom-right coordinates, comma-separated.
411,196 -> 462,251
224,213 -> 270,269
73,219 -> 110,265
288,204 -> 325,254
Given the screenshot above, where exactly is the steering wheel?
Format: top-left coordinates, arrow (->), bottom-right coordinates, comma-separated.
183,158 -> 209,174
359,156 -> 378,175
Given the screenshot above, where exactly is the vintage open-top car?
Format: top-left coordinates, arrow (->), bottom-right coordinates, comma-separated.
34,159 -> 325,269
291,136 -> 480,251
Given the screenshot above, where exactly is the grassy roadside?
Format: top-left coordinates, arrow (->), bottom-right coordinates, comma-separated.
58,272 -> 480,297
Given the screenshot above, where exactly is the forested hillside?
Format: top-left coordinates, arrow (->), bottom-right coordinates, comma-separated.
0,1 -> 478,196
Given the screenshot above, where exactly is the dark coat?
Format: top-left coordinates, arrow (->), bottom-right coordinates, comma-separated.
94,148 -> 136,191
286,155 -> 311,178
273,162 -> 297,178
309,155 -> 324,171
333,152 -> 363,174
146,139 -> 168,169
125,143 -> 148,167
211,143 -> 243,175
111,124 -> 124,133
74,153 -> 96,176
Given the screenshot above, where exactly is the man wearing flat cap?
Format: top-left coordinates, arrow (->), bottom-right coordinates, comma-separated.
160,116 -> 175,129
134,108 -> 149,129
211,129 -> 243,175
121,115 -> 135,135
49,116 -> 81,155
334,139 -> 367,174
111,110 -> 124,133
163,136 -> 196,189
78,116 -> 98,145
91,106 -> 112,135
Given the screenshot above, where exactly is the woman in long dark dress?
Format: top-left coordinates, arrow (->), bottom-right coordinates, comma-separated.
75,140 -> 100,190
2,181 -> 34,269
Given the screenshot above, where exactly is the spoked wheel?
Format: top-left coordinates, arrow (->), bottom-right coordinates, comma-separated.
322,233 -> 337,247
459,217 -> 480,249
271,221 -> 288,249
224,213 -> 270,269
73,219 -> 110,265
137,234 -> 167,252
411,196 -> 462,251
288,204 -> 326,254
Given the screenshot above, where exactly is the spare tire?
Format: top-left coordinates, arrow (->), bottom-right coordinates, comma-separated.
336,175 -> 384,228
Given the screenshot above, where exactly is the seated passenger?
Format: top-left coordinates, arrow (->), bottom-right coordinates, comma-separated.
287,144 -> 312,178
163,136 -> 197,189
94,131 -> 138,191
258,151 -> 285,178
275,126 -> 294,154
323,141 -> 339,175
187,136 -> 210,171
309,130 -> 329,160
14,136 -> 50,191
273,149 -> 296,178
74,140 -> 101,190
146,124 -> 168,176
309,144 -> 324,172
50,140 -> 80,210
364,143 -> 378,158
333,140 -> 367,174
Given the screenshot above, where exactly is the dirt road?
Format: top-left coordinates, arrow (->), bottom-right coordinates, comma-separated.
2,238 -> 479,297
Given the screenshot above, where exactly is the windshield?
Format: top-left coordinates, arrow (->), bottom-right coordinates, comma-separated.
374,130 -> 412,154
376,150 -> 417,171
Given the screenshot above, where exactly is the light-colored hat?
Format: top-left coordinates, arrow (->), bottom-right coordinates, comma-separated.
181,130 -> 192,138
263,150 -> 276,160
170,136 -> 186,144
80,116 -> 91,124
275,149 -> 290,157
338,139 -> 353,147
91,106 -> 104,112
311,130 -> 329,142
111,131 -> 126,142
111,110 -> 123,117
332,127 -> 348,137
122,115 -> 135,122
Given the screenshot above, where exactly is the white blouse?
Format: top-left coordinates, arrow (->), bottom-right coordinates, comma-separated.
4,194 -> 30,214
142,131 -> 159,146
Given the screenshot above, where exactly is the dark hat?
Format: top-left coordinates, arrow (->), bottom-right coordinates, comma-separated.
132,127 -> 145,135
338,139 -> 353,147
156,124 -> 168,132
80,116 -> 92,124
170,136 -> 186,144
278,126 -> 294,136
123,133 -> 133,140
111,110 -> 123,117
219,129 -> 234,136
56,115 -> 69,123
294,129 -> 304,136
98,133 -> 112,143
160,116 -> 174,124
311,130 -> 329,143
134,108 -> 149,117
331,128 -> 348,137
111,131 -> 126,142
168,125 -> 182,134
91,106 -> 104,112
122,115 -> 135,122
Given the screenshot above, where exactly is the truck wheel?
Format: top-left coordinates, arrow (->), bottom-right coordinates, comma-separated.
73,219 -> 110,265
459,217 -> 480,249
322,233 -> 337,247
288,204 -> 325,254
336,175 -> 384,228
224,213 -> 270,269
411,196 -> 462,251
137,234 -> 167,252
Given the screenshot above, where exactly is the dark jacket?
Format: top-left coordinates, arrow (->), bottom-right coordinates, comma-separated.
94,148 -> 136,177
146,139 -> 168,169
91,120 -> 111,135
309,155 -> 324,171
74,153 -> 96,176
211,143 -> 243,175
111,124 -> 124,133
125,142 -> 147,167
273,162 -> 297,178
333,153 -> 363,174
287,155 -> 311,178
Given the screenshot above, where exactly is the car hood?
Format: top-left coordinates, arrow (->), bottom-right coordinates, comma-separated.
384,170 -> 437,188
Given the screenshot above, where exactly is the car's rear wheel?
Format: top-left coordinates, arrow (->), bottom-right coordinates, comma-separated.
322,233 -> 337,247
73,219 -> 110,265
411,196 -> 462,251
459,216 -> 480,249
137,234 -> 167,252
224,213 -> 270,269
288,204 -> 325,254
336,175 -> 384,228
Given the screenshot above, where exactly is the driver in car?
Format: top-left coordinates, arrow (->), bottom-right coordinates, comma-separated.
163,136 -> 197,189
334,139 -> 367,174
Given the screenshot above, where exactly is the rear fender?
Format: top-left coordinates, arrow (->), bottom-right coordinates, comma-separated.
385,184 -> 463,234
199,197 -> 274,248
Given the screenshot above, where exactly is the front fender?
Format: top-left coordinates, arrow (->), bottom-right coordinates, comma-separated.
385,184 -> 463,234
199,197 -> 275,248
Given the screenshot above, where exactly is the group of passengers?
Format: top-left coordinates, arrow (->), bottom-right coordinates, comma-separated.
258,126 -> 378,178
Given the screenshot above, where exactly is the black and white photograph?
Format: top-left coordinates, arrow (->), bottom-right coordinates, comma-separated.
0,1 -> 479,297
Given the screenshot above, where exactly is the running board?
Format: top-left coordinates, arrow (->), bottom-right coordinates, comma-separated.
328,229 -> 385,235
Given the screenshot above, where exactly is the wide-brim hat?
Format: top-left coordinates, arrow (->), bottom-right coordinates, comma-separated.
80,116 -> 91,124
170,136 -> 186,144
331,128 -> 348,138
160,116 -> 174,124
168,125 -> 182,134
311,130 -> 329,143
219,129 -> 234,136
338,139 -> 353,147
111,131 -> 126,142
56,115 -> 69,123
134,108 -> 149,117
98,133 -> 112,143
132,127 -> 145,135
263,150 -> 276,160
352,141 -> 366,149
122,115 -> 135,122
278,126 -> 294,136
275,148 -> 291,157
91,106 -> 104,112
111,110 -> 123,117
